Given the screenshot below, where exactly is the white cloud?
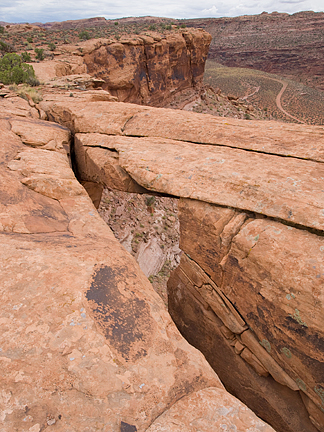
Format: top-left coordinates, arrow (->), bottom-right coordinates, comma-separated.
280,0 -> 306,3
202,5 -> 218,16
0,0 -> 322,23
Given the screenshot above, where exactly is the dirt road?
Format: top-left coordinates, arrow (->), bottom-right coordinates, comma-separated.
270,78 -> 305,124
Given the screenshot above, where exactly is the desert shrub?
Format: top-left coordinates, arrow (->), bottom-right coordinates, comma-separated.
34,48 -> 44,60
114,21 -> 119,26
79,30 -> 90,40
0,40 -> 15,53
10,83 -> 42,103
21,51 -> 31,62
48,42 -> 56,51
0,53 -> 36,85
0,26 -> 4,34
27,36 -> 33,43
180,23 -> 186,28
26,76 -> 40,86
145,196 -> 156,206
149,24 -> 156,31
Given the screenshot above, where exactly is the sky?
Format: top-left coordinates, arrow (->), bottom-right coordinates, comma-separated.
0,0 -> 323,24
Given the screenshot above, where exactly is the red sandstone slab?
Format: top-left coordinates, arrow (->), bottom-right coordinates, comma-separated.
40,100 -> 324,162
77,133 -> 324,231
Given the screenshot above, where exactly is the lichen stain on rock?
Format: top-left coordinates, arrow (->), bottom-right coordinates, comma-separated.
86,264 -> 152,361
121,421 -> 137,432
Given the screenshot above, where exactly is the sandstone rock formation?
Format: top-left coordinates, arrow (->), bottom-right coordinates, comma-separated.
37,94 -> 324,432
0,95 -> 278,430
31,28 -> 211,107
184,11 -> 324,91
83,30 -> 211,106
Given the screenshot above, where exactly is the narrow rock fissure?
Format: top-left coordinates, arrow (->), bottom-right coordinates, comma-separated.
69,131 -> 81,183
97,188 -> 181,305
67,124 -> 323,432
67,130 -> 183,306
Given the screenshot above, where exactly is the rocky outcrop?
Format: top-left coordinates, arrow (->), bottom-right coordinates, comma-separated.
30,29 -> 211,107
81,29 -> 212,106
38,94 -> 324,432
0,96 -> 277,430
184,11 -> 324,91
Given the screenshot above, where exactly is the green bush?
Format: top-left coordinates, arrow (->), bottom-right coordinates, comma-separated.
0,26 -> 4,34
0,53 -> 36,85
0,40 -> 15,53
79,30 -> 90,40
34,48 -> 44,60
26,76 -> 40,87
21,52 -> 32,62
48,42 -> 56,51
27,36 -> 33,43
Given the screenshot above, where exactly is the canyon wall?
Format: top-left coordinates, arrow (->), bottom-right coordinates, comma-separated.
39,94 -> 324,432
184,11 -> 324,91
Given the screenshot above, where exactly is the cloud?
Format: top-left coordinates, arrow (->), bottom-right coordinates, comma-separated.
0,0 -> 322,23
279,0 -> 305,3
202,5 -> 218,16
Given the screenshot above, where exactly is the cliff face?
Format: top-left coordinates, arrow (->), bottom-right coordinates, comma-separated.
184,11 -> 324,91
82,29 -> 212,106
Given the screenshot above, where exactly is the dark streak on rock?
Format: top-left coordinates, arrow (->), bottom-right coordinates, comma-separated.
121,421 -> 137,432
86,265 -> 151,361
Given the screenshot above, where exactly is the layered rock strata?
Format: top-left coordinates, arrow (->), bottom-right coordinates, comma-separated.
0,97 -> 276,430
38,94 -> 324,432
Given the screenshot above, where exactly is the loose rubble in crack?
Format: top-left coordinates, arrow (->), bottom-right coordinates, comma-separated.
98,189 -> 181,304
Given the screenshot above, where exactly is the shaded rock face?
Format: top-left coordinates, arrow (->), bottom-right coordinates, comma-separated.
39,95 -> 324,432
169,201 -> 324,432
184,11 -> 324,91
82,29 -> 212,106
0,97 -> 277,431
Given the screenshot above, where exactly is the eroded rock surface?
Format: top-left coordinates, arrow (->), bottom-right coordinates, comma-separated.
0,96 -> 277,430
31,28 -> 211,108
38,95 -> 324,432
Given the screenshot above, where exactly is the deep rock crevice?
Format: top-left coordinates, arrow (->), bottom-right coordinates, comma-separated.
69,139 -> 324,432
37,95 -> 324,432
